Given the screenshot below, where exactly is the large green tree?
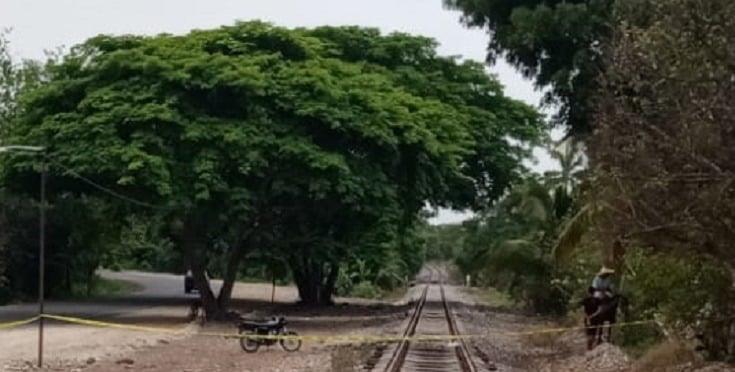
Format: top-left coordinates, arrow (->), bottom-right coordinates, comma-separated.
0,31 -> 45,141
2,22 -> 542,316
444,0 -> 614,134
590,0 -> 735,269
586,0 -> 735,357
0,32 -> 47,302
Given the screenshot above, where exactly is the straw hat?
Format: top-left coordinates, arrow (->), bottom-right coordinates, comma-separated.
598,267 -> 615,275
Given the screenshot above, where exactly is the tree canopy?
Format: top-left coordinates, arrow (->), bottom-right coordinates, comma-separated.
590,0 -> 735,269
1,22 -> 542,314
444,0 -> 614,134
441,0 -> 735,358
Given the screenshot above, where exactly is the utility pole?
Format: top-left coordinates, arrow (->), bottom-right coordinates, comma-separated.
38,162 -> 46,368
0,145 -> 47,368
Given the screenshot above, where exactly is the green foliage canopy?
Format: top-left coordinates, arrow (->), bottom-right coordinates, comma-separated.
444,0 -> 614,134
1,22 -> 543,311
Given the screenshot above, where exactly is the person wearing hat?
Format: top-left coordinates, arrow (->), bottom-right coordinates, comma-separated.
592,267 -> 616,300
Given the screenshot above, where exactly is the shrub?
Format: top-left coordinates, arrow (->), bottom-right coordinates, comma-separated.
621,249 -> 732,357
0,214 -> 7,304
349,281 -> 382,299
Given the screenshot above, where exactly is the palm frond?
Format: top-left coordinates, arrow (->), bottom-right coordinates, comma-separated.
553,203 -> 596,262
488,238 -> 546,276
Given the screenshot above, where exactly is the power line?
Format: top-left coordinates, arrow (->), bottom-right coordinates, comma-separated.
49,159 -> 171,210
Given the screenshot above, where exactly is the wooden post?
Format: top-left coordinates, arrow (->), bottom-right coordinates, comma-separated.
271,271 -> 276,303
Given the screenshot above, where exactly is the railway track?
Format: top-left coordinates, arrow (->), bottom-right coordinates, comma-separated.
377,267 -> 480,372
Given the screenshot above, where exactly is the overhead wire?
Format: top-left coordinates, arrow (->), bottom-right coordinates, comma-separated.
47,157 -> 171,211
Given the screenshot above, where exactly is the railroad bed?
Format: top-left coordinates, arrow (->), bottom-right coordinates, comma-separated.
369,282 -> 482,372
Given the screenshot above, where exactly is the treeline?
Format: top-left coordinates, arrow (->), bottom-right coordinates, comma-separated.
442,0 -> 735,360
0,23 -> 543,316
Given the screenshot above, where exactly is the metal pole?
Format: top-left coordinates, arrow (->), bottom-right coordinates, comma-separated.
38,162 -> 46,368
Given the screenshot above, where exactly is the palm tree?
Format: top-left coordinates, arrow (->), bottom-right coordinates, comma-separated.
475,178 -> 570,276
544,139 -> 585,193
553,200 -> 599,261
535,138 -> 601,263
466,177 -> 575,312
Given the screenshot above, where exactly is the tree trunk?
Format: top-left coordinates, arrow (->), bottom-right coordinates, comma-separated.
180,218 -> 222,320
86,268 -> 94,297
271,271 -> 276,303
216,240 -> 247,312
290,256 -> 337,306
190,253 -> 220,318
324,262 -> 339,301
65,266 -> 72,293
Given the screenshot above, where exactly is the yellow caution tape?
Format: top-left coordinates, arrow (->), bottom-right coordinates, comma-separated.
40,313 -> 488,342
41,314 -> 189,335
30,313 -> 735,344
32,313 -> 662,343
501,319 -> 657,337
0,316 -> 40,330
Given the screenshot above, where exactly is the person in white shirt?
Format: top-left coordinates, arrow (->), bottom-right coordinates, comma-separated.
591,266 -> 616,299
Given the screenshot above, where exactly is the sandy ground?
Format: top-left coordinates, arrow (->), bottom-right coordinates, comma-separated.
0,272 -> 414,372
0,277 -> 306,371
14,302 -> 412,372
2,266 -> 734,372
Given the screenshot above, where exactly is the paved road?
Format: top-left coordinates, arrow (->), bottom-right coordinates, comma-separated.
0,270 -> 206,321
100,270 -> 224,298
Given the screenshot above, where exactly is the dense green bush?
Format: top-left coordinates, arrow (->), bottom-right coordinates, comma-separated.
0,226 -> 8,304
453,177 -> 580,315
620,249 -> 732,356
334,238 -> 415,299
350,281 -> 382,299
103,216 -> 179,273
0,199 -> 8,303
421,223 -> 465,261
0,192 -> 113,302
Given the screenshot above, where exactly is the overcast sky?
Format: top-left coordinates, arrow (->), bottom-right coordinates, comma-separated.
1,0 -> 557,224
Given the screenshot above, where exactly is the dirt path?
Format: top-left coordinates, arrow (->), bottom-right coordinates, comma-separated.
0,272 -> 309,369
454,287 -> 735,372
0,274 -> 413,372
4,266 -> 733,372
23,304 -> 411,372
452,288 -> 625,372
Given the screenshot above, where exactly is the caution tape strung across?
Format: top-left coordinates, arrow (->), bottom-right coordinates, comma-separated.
41,314 -> 190,335
2,314 -> 731,344
6,313 -> 663,343
0,316 -> 40,330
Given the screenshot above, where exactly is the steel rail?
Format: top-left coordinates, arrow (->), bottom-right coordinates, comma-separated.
441,284 -> 477,372
383,265 -> 478,372
383,284 -> 429,372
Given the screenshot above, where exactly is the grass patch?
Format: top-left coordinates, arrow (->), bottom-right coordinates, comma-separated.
64,277 -> 142,299
619,322 -> 664,358
466,286 -> 517,310
378,285 -> 408,302
94,277 -> 142,296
